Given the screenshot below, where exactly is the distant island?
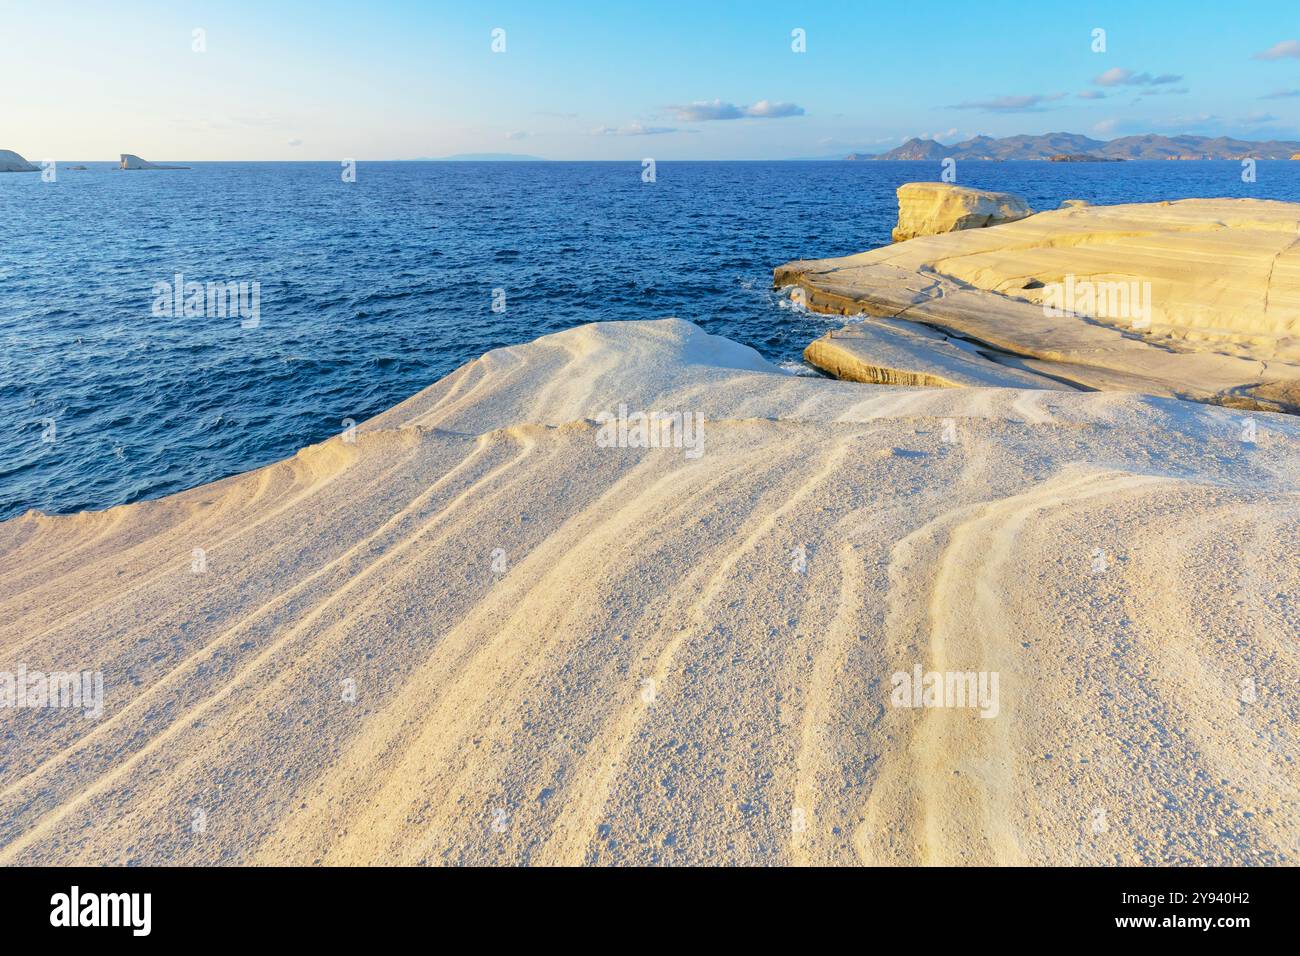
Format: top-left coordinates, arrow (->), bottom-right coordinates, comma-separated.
0,149 -> 39,172
1048,153 -> 1123,163
847,132 -> 1300,161
119,154 -> 189,170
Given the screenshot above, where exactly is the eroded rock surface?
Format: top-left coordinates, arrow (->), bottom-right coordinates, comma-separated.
2,317 -> 1296,865
779,198 -> 1300,413
804,318 -> 1076,390
891,182 -> 1033,241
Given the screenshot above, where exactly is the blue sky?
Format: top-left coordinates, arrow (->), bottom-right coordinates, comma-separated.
3,0 -> 1299,159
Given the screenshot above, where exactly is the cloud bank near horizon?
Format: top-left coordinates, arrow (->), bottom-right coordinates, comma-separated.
667,99 -> 805,122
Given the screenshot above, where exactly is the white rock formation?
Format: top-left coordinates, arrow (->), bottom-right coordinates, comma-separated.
804,316 -> 1076,389
1,316 -> 1296,865
891,182 -> 1033,241
119,154 -> 189,170
778,197 -> 1300,413
0,149 -> 39,172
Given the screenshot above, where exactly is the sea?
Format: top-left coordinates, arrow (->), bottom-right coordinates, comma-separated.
5,159 -> 1300,520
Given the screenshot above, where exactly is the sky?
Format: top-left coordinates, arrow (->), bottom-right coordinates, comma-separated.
3,0 -> 1299,160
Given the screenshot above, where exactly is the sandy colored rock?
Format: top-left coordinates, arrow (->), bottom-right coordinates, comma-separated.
804,317 -> 1076,389
778,198 -> 1300,413
1,317 -> 1296,866
891,182 -> 1033,241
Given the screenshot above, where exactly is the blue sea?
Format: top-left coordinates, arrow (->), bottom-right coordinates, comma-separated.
5,159 -> 1300,520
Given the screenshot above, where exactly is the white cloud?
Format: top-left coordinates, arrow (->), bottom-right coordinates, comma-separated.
1253,40 -> 1300,60
948,93 -> 1066,112
744,99 -> 804,118
1092,68 -> 1183,87
667,99 -> 804,121
592,122 -> 682,136
908,127 -> 959,142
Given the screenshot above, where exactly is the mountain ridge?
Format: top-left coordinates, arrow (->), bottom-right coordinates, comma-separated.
850,132 -> 1300,161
